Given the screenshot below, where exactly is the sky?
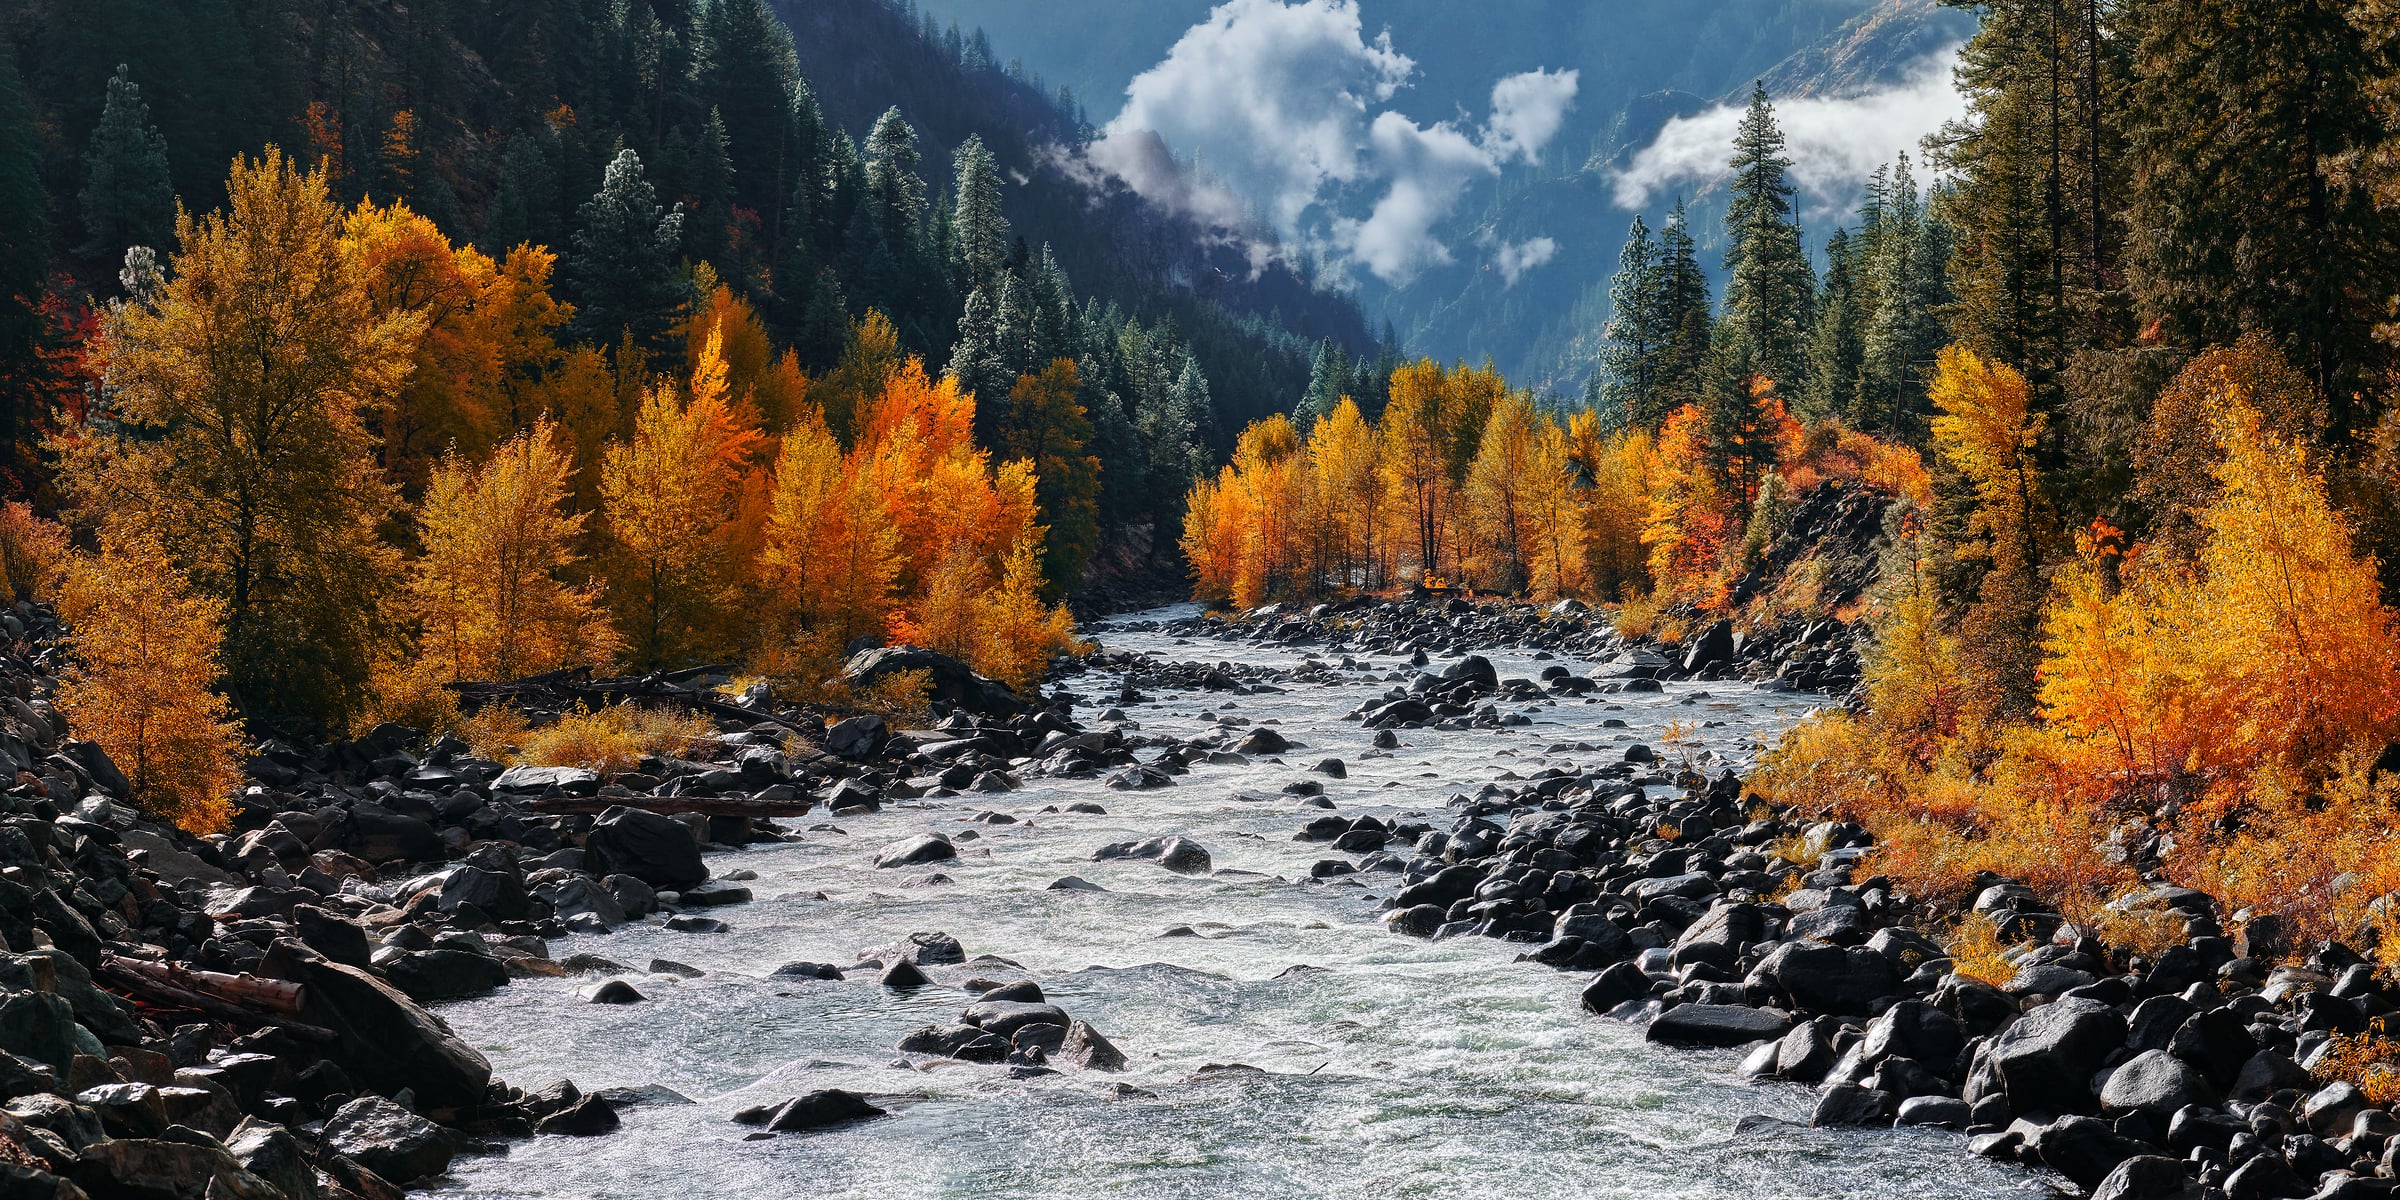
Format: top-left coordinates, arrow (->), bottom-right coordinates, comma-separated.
1055,0 -> 1968,287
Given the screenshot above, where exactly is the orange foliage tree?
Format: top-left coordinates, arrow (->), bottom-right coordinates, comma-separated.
55,534 -> 240,834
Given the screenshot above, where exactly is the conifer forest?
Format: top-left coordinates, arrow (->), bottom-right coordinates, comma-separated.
7,2 -> 2400,1198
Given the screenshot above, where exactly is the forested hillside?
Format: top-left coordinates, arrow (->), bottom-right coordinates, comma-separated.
0,0 -> 1378,508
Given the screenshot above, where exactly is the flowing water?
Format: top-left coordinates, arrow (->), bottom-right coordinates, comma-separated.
438,606 -> 2050,1200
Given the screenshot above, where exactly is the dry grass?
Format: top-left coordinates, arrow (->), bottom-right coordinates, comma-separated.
491,702 -> 717,775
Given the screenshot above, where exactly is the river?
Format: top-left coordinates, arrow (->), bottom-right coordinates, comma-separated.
436,604 -> 2052,1200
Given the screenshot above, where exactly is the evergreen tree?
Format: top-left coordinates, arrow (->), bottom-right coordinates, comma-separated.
862,106 -> 927,246
695,0 -> 800,222
0,48 -> 53,490
950,134 -> 1009,296
2126,0 -> 2392,434
1720,84 -> 1813,396
1655,200 -> 1714,416
1855,155 -> 1953,437
684,109 -> 738,275
78,64 -> 174,268
948,286 -> 1010,439
1297,339 -> 1349,431
566,147 -> 687,359
1598,215 -> 1665,425
1802,227 -> 1866,424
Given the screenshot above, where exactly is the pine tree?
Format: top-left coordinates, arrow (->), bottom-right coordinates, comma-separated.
2126,0 -> 2392,433
695,0 -> 801,221
0,49 -> 54,489
483,131 -> 561,257
1856,155 -> 1953,438
1720,84 -> 1813,396
1655,199 -> 1714,418
1802,227 -> 1866,424
78,64 -> 174,268
1001,359 -> 1101,596
1598,215 -> 1664,426
1297,340 -> 1349,431
566,147 -> 686,359
950,134 -> 1009,296
862,106 -> 927,247
948,287 -> 1009,415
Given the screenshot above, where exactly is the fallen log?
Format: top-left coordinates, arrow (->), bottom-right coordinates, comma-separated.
95,954 -> 335,1042
524,793 -> 816,818
102,954 -> 304,1013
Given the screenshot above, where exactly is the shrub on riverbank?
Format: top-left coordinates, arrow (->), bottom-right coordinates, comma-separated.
1753,343 -> 2400,971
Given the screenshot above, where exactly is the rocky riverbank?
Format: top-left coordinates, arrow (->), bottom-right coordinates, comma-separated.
1160,597 -> 2400,1200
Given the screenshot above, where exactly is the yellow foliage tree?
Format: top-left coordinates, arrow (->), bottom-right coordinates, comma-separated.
69,147 -> 411,734
600,320 -> 765,667
0,502 -> 69,603
55,535 -> 240,834
410,417 -> 616,682
763,411 -> 900,648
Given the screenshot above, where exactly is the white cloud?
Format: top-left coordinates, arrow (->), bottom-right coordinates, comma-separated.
1090,0 -> 1411,236
1611,50 -> 1967,217
1485,234 -> 1559,286
1062,0 -> 1577,286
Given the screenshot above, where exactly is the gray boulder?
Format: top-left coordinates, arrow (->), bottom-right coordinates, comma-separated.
875,833 -> 957,869
323,1094 -> 455,1183
2099,1049 -> 2214,1118
843,646 -> 1025,717
584,806 -> 708,890
1645,1004 -> 1793,1047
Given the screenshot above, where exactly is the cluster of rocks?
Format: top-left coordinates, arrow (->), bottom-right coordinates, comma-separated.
0,599 -> 1106,1196
1317,732 -> 2400,1198
0,601 -> 602,1199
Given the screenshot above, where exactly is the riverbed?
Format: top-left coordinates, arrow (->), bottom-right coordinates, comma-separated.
437,605 -> 2051,1200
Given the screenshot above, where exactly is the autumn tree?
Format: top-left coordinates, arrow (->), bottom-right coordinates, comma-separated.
55,533 -> 240,834
1929,345 -> 2048,724
762,411 -> 899,649
410,418 -> 616,682
600,321 -> 764,667
1306,397 -> 1384,588
1002,359 -> 1101,595
344,198 -> 572,487
1460,392 -> 1551,593
68,148 -> 411,735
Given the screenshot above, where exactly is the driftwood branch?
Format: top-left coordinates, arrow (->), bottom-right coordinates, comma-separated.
525,794 -> 816,818
95,954 -> 335,1041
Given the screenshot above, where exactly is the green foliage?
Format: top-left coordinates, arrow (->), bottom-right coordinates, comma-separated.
566,148 -> 686,359
77,64 -> 173,267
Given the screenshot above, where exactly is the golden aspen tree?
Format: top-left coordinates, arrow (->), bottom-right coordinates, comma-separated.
1304,398 -> 1383,590
1929,345 -> 2048,723
1380,360 -> 1455,583
55,534 -> 240,834
600,320 -> 764,667
343,199 -> 570,487
1460,393 -> 1546,593
1566,413 -> 1652,601
410,417 -> 616,682
1521,417 -> 1587,600
681,278 -> 808,429
1642,406 -> 1731,596
763,410 -> 900,648
816,311 -> 904,441
69,148 -> 412,735
970,530 -> 1081,691
1179,472 -> 1242,605
1227,415 -> 1304,604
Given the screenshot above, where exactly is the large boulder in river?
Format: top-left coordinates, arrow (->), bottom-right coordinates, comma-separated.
338,802 -> 442,864
583,806 -> 708,890
266,943 -> 492,1108
843,646 -> 1027,717
1681,619 -> 1736,674
875,833 -> 956,869
322,1094 -> 455,1183
1646,1004 -> 1792,1047
1440,655 -> 1499,690
1093,836 -> 1211,875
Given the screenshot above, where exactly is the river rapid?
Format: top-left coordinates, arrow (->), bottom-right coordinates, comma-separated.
436,605 -> 2050,1200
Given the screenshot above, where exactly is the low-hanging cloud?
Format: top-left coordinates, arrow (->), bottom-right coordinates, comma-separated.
1611,50 -> 1967,216
1067,0 -> 1577,286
